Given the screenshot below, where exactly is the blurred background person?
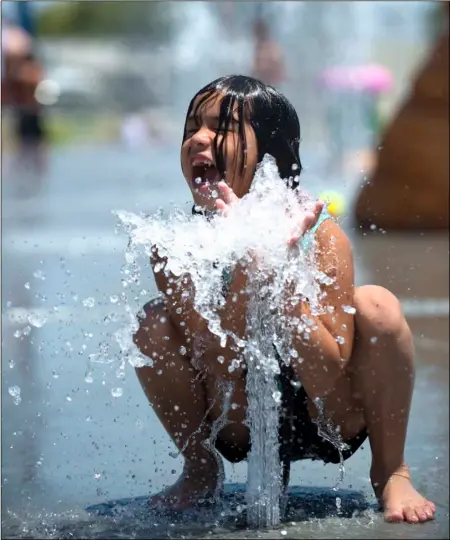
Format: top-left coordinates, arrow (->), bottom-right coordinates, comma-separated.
251,15 -> 285,87
2,5 -> 48,191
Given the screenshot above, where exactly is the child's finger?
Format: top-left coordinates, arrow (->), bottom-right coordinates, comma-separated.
215,198 -> 229,215
303,211 -> 318,232
287,210 -> 316,247
300,201 -> 324,235
218,181 -> 239,205
313,200 -> 325,221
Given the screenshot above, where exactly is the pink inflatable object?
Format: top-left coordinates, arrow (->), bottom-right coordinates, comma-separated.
320,64 -> 393,94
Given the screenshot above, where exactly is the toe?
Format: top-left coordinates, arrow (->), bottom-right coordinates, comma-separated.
415,507 -> 429,522
384,507 -> 404,523
424,503 -> 436,520
404,507 -> 419,523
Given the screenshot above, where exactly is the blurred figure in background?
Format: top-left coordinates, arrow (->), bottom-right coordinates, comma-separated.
2,23 -> 48,188
120,112 -> 150,150
251,17 -> 285,87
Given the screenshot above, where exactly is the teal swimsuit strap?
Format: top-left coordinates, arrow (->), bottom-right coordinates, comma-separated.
300,208 -> 333,254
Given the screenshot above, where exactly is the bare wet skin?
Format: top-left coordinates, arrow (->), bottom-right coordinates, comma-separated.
148,457 -> 221,510
2,146 -> 448,539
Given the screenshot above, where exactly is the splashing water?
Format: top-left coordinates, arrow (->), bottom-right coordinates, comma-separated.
312,397 -> 351,491
116,155 -> 331,528
8,386 -> 22,406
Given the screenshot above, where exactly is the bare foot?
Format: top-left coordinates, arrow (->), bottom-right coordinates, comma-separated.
375,465 -> 436,523
149,457 -> 222,511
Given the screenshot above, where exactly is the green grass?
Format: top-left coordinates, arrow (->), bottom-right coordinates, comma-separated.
2,112 -> 122,147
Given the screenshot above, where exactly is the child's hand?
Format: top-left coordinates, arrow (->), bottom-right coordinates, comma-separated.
216,181 -> 324,249
287,200 -> 324,248
215,181 -> 239,215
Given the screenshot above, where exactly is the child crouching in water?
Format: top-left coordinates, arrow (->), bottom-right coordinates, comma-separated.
134,75 -> 435,523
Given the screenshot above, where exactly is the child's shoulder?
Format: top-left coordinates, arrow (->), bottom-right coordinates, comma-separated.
312,214 -> 353,275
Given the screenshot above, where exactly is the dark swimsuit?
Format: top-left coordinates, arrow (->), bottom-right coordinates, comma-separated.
195,206 -> 368,465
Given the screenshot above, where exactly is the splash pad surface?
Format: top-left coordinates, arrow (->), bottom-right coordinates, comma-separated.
2,145 -> 448,539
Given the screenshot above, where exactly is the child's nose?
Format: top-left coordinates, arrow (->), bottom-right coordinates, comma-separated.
190,127 -> 213,149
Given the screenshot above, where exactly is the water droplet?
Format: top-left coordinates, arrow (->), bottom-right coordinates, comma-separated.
8,359 -> 15,369
83,297 -> 95,308
289,348 -> 298,358
85,372 -> 94,384
272,391 -> 282,404
13,330 -> 22,338
173,405 -> 180,411
111,387 -> 123,398
52,370 -> 59,379
179,346 -> 187,356
109,295 -> 119,304
8,386 -> 21,405
24,282 -> 30,290
27,311 -> 47,328
166,288 -> 173,295
370,336 -> 378,344
211,190 -> 218,198
116,367 -> 126,380
22,326 -> 31,336
217,355 -> 225,364
342,305 -> 356,315
335,496 -> 342,514
66,396 -> 72,402
33,270 -> 46,280
335,336 -> 345,345
194,177 -> 202,185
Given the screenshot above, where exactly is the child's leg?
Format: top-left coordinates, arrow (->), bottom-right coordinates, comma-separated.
306,285 -> 435,523
133,300 -> 248,509
351,286 -> 435,522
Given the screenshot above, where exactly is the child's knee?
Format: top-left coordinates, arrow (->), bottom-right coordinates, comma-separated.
354,285 -> 408,339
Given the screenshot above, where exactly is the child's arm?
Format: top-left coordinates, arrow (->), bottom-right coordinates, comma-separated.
150,250 -> 207,333
149,250 -> 238,360
285,220 -> 355,400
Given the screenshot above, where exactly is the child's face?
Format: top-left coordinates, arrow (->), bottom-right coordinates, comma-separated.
181,92 -> 258,211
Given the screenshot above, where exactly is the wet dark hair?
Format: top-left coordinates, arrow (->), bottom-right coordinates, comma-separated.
183,75 -> 302,189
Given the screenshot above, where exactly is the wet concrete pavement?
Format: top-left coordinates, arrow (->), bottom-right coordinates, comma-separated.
1,144 -> 449,538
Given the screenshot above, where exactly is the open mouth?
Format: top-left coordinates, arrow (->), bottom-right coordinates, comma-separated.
191,161 -> 221,190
